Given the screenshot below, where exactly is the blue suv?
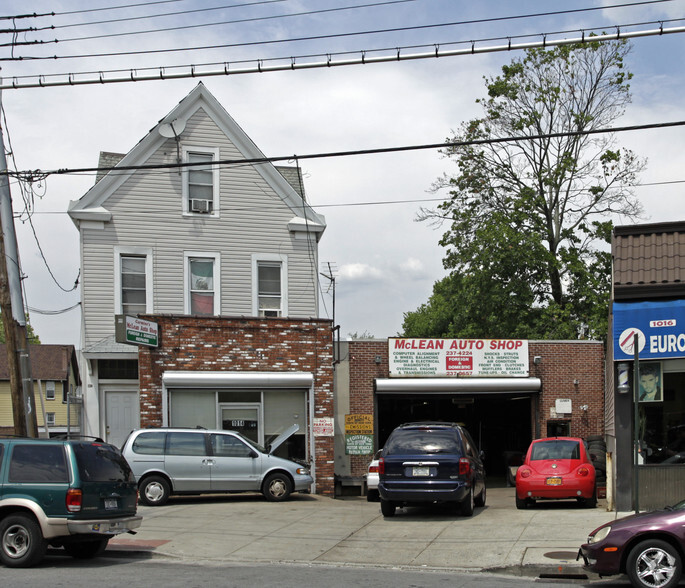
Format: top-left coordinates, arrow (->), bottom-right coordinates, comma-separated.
378,422 -> 486,517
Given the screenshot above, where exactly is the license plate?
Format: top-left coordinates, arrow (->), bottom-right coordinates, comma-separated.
412,467 -> 430,477
546,477 -> 562,486
104,498 -> 118,510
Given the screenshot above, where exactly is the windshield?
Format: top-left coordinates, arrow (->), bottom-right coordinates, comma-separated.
233,431 -> 266,454
531,440 -> 580,460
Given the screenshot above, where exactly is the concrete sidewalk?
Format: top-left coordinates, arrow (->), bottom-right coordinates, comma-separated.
109,486 -> 628,578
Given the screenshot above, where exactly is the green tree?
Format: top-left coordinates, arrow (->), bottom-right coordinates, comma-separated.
407,40 -> 643,340
0,312 -> 40,344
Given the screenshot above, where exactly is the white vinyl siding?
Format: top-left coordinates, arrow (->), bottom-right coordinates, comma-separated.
80,108 -> 320,346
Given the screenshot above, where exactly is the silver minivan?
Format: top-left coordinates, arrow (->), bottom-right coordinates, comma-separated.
121,425 -> 312,506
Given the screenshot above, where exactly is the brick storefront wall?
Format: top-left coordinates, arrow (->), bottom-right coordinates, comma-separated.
346,339 -> 605,478
137,315 -> 335,496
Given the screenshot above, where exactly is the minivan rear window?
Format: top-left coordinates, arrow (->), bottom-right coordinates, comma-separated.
9,444 -> 69,483
385,429 -> 461,455
73,443 -> 135,482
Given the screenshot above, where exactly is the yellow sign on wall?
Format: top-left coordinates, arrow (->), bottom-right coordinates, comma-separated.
344,414 -> 373,435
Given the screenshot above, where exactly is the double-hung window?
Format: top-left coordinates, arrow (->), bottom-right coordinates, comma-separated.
183,146 -> 219,215
185,252 -> 220,316
253,255 -> 287,317
114,247 -> 153,316
45,381 -> 55,401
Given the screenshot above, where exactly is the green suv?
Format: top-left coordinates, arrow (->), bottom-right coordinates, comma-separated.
0,437 -> 142,567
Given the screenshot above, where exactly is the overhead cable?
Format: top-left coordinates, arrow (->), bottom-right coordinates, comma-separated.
4,22 -> 685,90
7,119 -> 685,180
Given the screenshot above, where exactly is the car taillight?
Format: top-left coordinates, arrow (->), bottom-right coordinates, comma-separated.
368,465 -> 379,473
459,457 -> 470,475
66,488 -> 82,513
519,467 -> 532,478
577,466 -> 590,477
378,458 -> 385,475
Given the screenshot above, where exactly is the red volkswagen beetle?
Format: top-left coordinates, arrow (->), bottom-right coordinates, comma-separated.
515,437 -> 596,509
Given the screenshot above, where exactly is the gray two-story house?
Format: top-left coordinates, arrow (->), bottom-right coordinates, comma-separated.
68,83 -> 335,494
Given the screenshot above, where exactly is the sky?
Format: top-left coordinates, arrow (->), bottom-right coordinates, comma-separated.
1,0 -> 685,348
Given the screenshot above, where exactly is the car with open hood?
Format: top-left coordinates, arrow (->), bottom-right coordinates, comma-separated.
121,425 -> 312,506
578,499 -> 685,588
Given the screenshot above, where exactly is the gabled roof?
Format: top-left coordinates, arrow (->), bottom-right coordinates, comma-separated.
613,221 -> 685,300
67,82 -> 325,232
0,344 -> 80,383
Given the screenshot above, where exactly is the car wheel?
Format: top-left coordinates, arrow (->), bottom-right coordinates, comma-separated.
460,487 -> 475,516
139,475 -> 171,506
515,495 -> 528,510
627,539 -> 682,588
263,472 -> 292,502
366,489 -> 380,503
380,499 -> 396,517
475,484 -> 486,508
581,488 -> 598,509
63,538 -> 109,559
0,514 -> 47,568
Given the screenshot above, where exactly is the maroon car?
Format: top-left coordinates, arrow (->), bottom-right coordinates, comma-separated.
578,499 -> 685,588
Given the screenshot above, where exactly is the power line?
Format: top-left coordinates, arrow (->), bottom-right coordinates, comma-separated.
6,0 -> 677,56
4,21 -> 684,89
8,118 -> 685,180
46,0 -> 409,33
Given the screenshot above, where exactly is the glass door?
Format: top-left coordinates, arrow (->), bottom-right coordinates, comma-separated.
219,403 -> 262,445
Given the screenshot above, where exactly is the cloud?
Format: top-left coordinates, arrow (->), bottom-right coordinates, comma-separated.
339,263 -> 383,282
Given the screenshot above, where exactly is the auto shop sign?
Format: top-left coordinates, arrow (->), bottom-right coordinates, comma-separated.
389,338 -> 529,377
614,300 -> 685,360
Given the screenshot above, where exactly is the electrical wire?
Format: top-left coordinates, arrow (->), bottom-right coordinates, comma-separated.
4,19 -> 684,89
49,0 -> 410,32
5,0 -> 677,56
9,118 -> 685,179
1,103 -> 80,293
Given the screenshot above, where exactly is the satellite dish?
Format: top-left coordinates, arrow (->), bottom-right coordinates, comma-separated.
158,118 -> 186,138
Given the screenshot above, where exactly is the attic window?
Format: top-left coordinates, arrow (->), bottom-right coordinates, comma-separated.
183,146 -> 219,215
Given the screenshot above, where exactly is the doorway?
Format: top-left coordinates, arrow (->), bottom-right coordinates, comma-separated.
105,390 -> 140,448
219,403 -> 262,444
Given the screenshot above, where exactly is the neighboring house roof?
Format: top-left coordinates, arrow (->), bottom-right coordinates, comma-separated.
67,82 -> 325,234
82,336 -> 138,357
0,344 -> 80,383
613,221 -> 685,300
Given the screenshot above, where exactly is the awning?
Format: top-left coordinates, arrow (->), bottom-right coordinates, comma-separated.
375,377 -> 541,394
162,371 -> 313,389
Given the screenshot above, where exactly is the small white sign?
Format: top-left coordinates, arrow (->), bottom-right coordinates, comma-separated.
555,398 -> 572,414
313,417 -> 334,437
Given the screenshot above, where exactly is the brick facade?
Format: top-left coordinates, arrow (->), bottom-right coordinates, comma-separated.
137,315 -> 335,496
345,339 -> 604,478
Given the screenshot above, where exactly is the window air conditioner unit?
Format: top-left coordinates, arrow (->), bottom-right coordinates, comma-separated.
190,199 -> 212,213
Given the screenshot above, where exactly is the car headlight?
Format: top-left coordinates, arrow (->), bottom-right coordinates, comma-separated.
296,467 -> 309,475
588,525 -> 611,544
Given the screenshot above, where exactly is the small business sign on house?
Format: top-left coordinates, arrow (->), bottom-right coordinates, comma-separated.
115,315 -> 159,347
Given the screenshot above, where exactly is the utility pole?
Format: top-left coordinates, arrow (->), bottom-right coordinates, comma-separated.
0,87 -> 38,437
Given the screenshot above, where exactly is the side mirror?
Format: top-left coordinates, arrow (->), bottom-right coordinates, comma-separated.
249,450 -> 259,459
479,450 -> 486,460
